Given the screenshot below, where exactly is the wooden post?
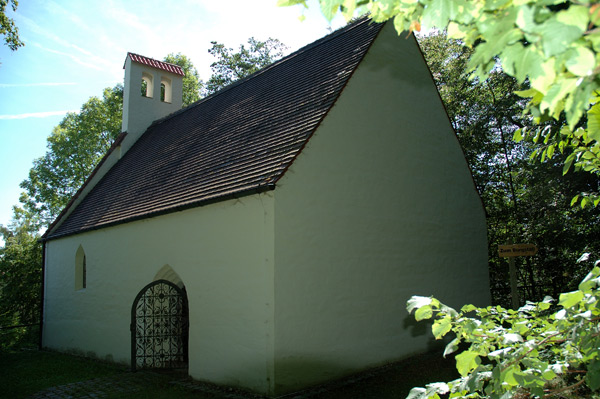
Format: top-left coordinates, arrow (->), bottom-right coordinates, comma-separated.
498,244 -> 537,310
508,257 -> 519,309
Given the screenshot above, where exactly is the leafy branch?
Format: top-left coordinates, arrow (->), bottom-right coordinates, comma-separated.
406,260 -> 600,399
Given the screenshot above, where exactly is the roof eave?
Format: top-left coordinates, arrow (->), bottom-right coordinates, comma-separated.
42,132 -> 128,241
44,182 -> 276,241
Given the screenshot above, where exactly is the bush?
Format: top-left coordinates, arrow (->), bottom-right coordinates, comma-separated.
407,256 -> 600,399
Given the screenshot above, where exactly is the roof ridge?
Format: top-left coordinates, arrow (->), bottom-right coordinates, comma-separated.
153,16 -> 376,126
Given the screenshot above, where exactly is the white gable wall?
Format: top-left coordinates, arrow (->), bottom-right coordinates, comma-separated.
43,193 -> 275,393
271,23 -> 490,395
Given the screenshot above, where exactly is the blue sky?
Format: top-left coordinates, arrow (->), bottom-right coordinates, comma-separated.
0,0 -> 345,235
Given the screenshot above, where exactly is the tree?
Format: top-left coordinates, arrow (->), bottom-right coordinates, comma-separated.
163,53 -> 202,107
419,32 -> 600,308
18,54 -> 202,226
0,0 -> 24,51
279,0 -> 600,206
406,258 -> 600,399
204,37 -> 287,95
0,205 -> 41,348
20,85 -> 124,226
18,44 -> 283,226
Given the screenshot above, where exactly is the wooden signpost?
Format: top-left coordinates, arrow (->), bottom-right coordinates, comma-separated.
498,244 -> 538,309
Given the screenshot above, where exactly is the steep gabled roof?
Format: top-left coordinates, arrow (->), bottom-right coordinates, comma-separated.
46,18 -> 383,240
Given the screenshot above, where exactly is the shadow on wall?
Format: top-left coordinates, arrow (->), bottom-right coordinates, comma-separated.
258,316 -> 441,397
403,313 -> 444,353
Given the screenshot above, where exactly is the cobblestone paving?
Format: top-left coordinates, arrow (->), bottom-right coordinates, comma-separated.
26,354 -> 437,399
28,371 -> 164,399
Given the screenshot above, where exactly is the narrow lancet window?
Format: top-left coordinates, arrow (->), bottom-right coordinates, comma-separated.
75,245 -> 87,290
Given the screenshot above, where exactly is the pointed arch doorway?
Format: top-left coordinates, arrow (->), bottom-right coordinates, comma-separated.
131,279 -> 189,371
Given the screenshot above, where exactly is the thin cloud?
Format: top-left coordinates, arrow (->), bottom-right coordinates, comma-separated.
18,15 -> 114,71
32,43 -> 104,71
43,0 -> 91,34
0,110 -> 78,120
0,82 -> 77,88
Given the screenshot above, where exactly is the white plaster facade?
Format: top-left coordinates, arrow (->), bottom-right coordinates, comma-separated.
44,194 -> 276,392
42,23 -> 490,397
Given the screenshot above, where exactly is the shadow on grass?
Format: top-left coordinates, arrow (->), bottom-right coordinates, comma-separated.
0,348 -> 457,399
287,349 -> 458,399
0,349 -> 122,398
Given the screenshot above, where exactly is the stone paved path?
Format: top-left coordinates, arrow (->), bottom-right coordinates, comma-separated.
28,372 -> 167,399
26,352 -> 444,399
27,371 -> 266,399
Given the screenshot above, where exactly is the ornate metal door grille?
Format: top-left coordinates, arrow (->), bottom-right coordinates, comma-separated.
131,280 -> 188,371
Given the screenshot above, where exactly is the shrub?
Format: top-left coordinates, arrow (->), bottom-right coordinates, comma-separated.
407,256 -> 600,399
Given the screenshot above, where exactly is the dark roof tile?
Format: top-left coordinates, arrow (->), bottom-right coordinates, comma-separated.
47,18 -> 383,239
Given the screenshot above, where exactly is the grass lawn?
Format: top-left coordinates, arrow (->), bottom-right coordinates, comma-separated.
0,348 -> 210,399
0,349 -> 122,398
0,348 -> 457,399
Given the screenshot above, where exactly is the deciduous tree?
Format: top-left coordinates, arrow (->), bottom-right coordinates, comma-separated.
0,0 -> 24,51
0,205 -> 41,348
163,52 -> 202,107
204,37 -> 287,95
419,32 -> 600,308
406,258 -> 600,398
19,85 -> 124,226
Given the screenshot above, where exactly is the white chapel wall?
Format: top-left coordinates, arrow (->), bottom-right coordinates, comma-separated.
271,22 -> 490,394
43,193 -> 275,394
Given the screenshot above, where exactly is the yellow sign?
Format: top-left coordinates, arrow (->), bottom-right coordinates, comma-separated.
498,244 -> 538,257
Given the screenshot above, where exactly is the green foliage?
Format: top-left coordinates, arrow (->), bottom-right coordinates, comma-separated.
19,53 -> 204,225
515,118 -> 600,209
19,85 -> 124,225
281,0 -> 600,206
406,259 -> 600,399
163,53 -> 202,107
0,0 -> 24,51
0,206 -> 41,349
204,37 -> 287,95
419,32 -> 600,308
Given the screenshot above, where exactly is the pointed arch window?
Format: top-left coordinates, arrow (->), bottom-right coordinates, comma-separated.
75,245 -> 87,290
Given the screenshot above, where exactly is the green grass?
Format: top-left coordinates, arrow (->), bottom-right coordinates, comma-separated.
0,348 -> 457,399
0,349 -> 122,398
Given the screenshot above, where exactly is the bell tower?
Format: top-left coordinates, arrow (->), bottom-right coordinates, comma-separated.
121,53 -> 184,148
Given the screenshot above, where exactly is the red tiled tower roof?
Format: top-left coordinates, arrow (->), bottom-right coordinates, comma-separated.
125,52 -> 185,76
